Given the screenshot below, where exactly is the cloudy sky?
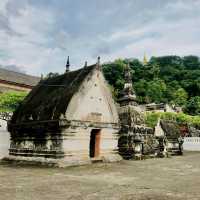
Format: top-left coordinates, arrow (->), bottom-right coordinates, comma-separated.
0,0 -> 200,76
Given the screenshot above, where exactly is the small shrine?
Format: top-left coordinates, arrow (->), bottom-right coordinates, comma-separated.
7,58 -> 121,166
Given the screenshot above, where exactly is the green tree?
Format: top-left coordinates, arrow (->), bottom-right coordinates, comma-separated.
173,88 -> 188,106
185,96 -> 200,115
103,59 -> 125,97
134,79 -> 148,103
102,55 -> 200,115
146,79 -> 167,103
183,55 -> 200,70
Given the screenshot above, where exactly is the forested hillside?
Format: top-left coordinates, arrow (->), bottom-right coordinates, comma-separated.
103,55 -> 200,115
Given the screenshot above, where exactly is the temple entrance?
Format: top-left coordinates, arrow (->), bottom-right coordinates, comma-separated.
89,129 -> 101,158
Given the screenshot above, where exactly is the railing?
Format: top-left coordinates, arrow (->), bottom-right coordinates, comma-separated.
183,137 -> 200,151
0,112 -> 12,121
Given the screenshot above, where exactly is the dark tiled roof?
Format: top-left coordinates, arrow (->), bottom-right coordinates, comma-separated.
0,68 -> 40,87
11,64 -> 97,124
160,120 -> 181,139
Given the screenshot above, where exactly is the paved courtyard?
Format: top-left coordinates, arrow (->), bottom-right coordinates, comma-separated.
0,152 -> 200,200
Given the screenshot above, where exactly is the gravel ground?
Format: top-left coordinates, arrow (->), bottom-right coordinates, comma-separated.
0,152 -> 200,200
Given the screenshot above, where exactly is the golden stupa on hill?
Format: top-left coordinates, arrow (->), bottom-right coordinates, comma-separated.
143,53 -> 148,65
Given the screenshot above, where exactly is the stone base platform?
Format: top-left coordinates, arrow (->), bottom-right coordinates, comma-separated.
1,154 -> 122,168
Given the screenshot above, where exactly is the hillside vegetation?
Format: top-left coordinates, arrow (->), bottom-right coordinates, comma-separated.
103,55 -> 200,116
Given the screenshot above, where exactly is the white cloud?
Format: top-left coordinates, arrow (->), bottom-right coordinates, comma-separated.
0,0 -> 9,15
0,0 -> 200,75
0,3 -> 61,75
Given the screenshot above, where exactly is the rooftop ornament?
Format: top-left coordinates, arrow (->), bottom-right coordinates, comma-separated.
66,56 -> 70,73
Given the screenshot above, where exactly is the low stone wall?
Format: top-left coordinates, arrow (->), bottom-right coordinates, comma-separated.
183,137 -> 200,151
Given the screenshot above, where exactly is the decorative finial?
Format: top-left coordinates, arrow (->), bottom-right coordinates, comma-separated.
84,61 -> 87,68
98,56 -> 101,64
96,56 -> 101,70
66,56 -> 70,72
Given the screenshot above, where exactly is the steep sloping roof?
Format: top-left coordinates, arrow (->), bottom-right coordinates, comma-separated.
11,65 -> 97,124
0,68 -> 40,87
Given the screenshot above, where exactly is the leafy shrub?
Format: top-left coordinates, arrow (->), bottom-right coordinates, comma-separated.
0,91 -> 27,112
145,112 -> 200,128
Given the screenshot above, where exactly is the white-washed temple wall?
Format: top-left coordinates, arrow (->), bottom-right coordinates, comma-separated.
62,128 -> 118,159
0,119 -> 9,157
66,71 -> 119,124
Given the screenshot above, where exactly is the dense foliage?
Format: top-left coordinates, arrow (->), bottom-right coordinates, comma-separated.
145,112 -> 200,128
103,55 -> 200,115
0,91 -> 27,112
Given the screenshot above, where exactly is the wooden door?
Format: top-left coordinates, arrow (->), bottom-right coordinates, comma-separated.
90,129 -> 101,158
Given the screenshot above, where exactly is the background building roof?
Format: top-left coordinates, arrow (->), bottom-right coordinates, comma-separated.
0,68 -> 40,87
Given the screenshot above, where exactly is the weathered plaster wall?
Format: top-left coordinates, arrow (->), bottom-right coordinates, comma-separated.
66,70 -> 119,124
9,132 -> 64,158
62,128 -> 118,160
61,69 -> 119,161
0,119 -> 9,158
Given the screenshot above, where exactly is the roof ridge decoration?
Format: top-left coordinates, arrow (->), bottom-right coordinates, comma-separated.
66,56 -> 70,73
96,56 -> 101,71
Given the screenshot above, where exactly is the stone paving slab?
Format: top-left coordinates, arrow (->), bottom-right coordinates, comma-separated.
0,151 -> 200,200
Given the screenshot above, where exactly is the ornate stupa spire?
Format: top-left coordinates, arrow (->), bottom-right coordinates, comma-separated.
118,62 -> 137,106
66,56 -> 70,72
143,53 -> 148,65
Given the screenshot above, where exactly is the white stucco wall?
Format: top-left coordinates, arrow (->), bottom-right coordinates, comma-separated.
62,69 -> 119,160
62,128 -> 118,159
0,119 -> 9,158
65,69 -> 119,124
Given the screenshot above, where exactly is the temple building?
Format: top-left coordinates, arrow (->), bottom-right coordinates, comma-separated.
4,57 -> 184,166
7,58 -> 121,166
0,68 -> 40,93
